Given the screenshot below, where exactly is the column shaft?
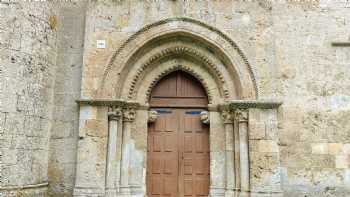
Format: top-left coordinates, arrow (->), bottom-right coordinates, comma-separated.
106,111 -> 121,196
225,122 -> 236,196
237,110 -> 250,194
221,110 -> 236,197
119,108 -> 135,196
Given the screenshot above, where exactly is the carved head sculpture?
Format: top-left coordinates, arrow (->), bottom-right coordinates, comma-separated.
200,111 -> 210,124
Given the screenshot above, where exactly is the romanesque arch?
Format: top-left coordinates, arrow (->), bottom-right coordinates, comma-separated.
99,17 -> 258,102
74,17 -> 283,197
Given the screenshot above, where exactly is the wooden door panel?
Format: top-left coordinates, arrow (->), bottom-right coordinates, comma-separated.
150,71 -> 208,108
184,179 -> 193,195
147,110 -> 179,197
147,109 -> 209,197
179,110 -> 210,197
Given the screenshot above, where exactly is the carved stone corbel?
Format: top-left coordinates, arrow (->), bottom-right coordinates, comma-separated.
148,110 -> 158,123
200,111 -> 210,124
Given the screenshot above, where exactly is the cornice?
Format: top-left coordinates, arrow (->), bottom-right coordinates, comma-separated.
219,100 -> 282,110
76,99 -> 139,108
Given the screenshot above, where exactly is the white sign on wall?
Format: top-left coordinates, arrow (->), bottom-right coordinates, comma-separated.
97,40 -> 106,49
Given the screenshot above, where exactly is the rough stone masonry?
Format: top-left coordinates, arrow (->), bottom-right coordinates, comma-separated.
0,0 -> 350,197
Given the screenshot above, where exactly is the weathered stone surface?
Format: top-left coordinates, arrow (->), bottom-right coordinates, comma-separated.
2,1 -> 350,197
1,1 -> 57,196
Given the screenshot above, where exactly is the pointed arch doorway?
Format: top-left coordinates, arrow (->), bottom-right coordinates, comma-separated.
147,71 -> 210,197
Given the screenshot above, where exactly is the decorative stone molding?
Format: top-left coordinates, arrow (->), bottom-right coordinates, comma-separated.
144,64 -> 214,103
200,111 -> 210,124
107,107 -> 122,121
218,100 -> 282,112
127,46 -> 229,100
331,41 -> 350,47
221,109 -> 234,124
123,108 -> 136,122
102,17 -> 257,97
76,99 -> 139,108
148,110 -> 158,123
100,17 -> 259,101
234,109 -> 248,123
0,182 -> 48,190
228,100 -> 282,109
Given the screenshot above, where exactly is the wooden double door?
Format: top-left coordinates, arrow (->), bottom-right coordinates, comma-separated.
146,108 -> 210,197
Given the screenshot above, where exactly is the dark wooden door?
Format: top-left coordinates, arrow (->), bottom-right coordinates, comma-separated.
147,109 -> 210,197
147,71 -> 210,197
147,109 -> 179,197
179,110 -> 210,197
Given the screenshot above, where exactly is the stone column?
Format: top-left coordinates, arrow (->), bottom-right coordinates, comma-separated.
105,107 -> 122,196
221,110 -> 236,197
119,107 -> 136,196
235,109 -> 250,196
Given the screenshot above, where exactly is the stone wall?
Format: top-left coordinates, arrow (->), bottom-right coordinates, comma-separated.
273,2 -> 350,196
48,2 -> 87,197
1,0 -> 350,197
0,1 -> 58,196
79,1 -> 350,196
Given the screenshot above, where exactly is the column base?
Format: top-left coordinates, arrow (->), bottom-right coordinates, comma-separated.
73,187 -> 104,196
209,186 -> 225,197
225,189 -> 238,197
117,186 -> 131,197
105,188 -> 118,197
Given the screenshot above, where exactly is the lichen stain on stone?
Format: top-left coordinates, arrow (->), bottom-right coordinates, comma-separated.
48,163 -> 64,184
49,15 -> 57,30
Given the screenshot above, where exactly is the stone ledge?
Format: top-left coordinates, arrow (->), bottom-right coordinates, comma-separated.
331,42 -> 350,47
0,182 -> 48,190
76,99 -> 139,108
220,100 -> 282,110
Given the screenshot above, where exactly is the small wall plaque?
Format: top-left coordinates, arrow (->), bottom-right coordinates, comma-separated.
97,40 -> 106,49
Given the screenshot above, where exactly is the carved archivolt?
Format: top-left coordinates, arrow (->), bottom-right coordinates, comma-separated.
126,46 -> 230,100
144,64 -> 213,103
100,17 -> 258,101
133,59 -> 223,104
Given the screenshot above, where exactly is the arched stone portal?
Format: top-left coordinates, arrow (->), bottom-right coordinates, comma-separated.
74,17 -> 283,197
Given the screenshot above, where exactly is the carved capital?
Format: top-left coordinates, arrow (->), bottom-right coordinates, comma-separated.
148,110 -> 158,123
108,107 -> 122,121
200,111 -> 210,124
221,110 -> 234,124
234,109 -> 248,122
123,108 -> 136,122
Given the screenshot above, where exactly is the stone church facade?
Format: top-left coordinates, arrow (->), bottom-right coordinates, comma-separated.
1,1 -> 350,197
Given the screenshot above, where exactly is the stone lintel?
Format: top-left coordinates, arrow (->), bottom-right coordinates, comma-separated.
76,99 -> 139,109
219,100 -> 282,110
0,182 -> 49,190
331,42 -> 350,47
